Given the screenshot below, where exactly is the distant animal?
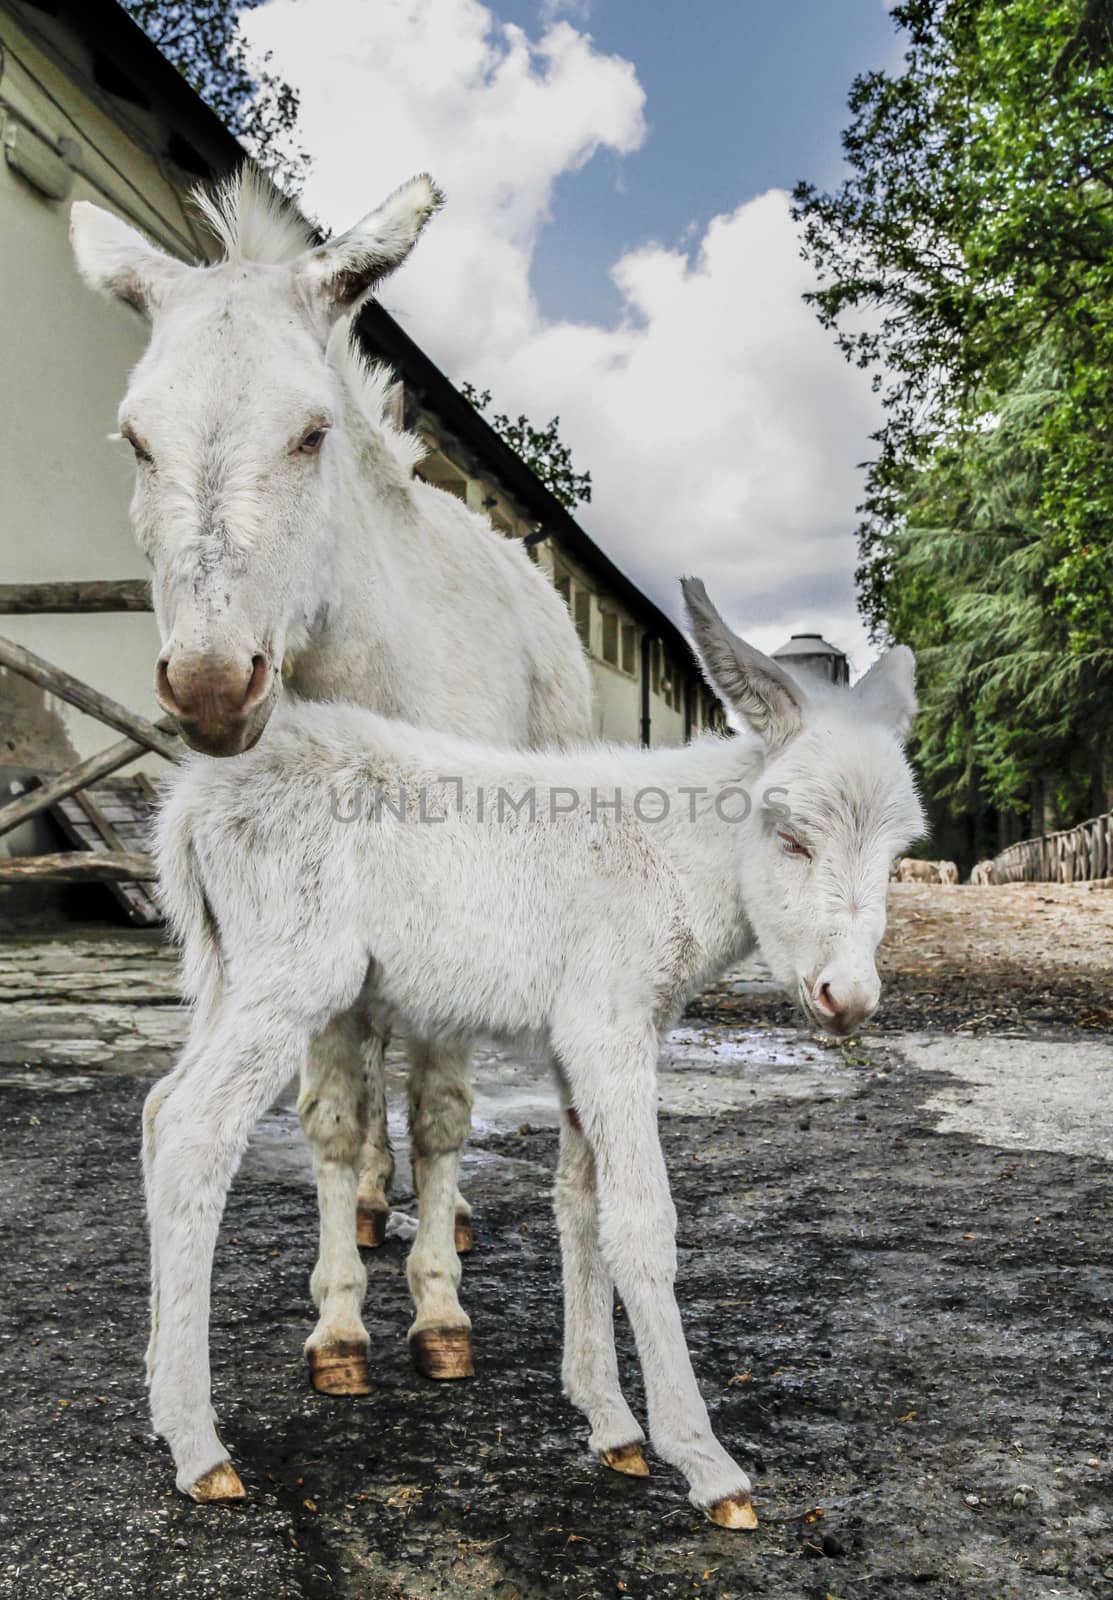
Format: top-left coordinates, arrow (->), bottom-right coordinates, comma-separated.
897,857 -> 942,884
70,169 -> 593,1394
938,860 -> 959,885
145,579 -> 923,1526
970,860 -> 997,885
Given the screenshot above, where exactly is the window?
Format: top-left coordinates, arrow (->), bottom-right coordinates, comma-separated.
555,573 -> 571,611
651,639 -> 661,695
601,611 -> 619,667
621,623 -> 636,676
661,654 -> 676,709
574,587 -> 591,650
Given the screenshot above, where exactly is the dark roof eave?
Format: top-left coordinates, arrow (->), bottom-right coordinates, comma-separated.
357,302 -> 700,670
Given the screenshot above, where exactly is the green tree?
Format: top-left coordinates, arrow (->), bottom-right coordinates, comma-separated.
793,0 -> 1113,652
793,0 -> 1113,833
461,384 -> 592,513
880,349 -> 1111,833
123,1 -> 309,196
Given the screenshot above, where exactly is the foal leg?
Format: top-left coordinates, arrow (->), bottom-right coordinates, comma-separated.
553,1075 -> 648,1477
405,1039 -> 475,1379
146,1004 -> 309,1499
556,1018 -> 757,1529
298,1010 -> 373,1395
142,1042 -> 202,1383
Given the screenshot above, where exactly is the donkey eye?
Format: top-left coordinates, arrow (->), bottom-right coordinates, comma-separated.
778,831 -> 812,860
295,426 -> 328,456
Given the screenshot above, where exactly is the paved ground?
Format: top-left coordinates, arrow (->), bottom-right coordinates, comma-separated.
0,885 -> 1110,1600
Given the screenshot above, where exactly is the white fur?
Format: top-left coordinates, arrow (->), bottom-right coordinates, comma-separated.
145,582 -> 923,1513
71,171 -> 592,1386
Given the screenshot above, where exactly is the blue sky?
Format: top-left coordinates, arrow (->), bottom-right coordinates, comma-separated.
489,0 -> 901,326
249,0 -> 906,663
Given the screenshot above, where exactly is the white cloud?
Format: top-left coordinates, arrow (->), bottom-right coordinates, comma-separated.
245,0 -> 879,669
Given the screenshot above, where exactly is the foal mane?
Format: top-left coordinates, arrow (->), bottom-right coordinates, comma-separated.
191,167 -> 313,266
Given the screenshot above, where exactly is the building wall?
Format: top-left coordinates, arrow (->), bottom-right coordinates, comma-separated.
0,6 -> 203,771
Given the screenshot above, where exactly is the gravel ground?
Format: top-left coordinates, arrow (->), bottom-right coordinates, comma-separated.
690,882 -> 1113,1034
0,888 -> 1110,1600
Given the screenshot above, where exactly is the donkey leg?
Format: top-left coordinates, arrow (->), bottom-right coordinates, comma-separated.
557,1020 -> 757,1530
553,1078 -> 648,1477
405,1039 -> 475,1379
146,1005 -> 308,1499
298,1010 -> 373,1396
354,1023 -> 394,1249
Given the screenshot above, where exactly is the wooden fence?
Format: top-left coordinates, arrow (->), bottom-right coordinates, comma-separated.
0,579 -> 173,888
992,811 -> 1113,885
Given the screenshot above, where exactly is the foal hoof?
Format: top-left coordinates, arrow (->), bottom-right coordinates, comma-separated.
706,1491 -> 759,1530
189,1461 -> 246,1503
454,1213 -> 474,1254
307,1341 -> 373,1397
599,1442 -> 650,1478
410,1326 -> 474,1380
356,1204 -> 387,1249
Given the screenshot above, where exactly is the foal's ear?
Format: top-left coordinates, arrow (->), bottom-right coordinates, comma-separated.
681,577 -> 805,751
852,645 -> 918,741
70,203 -> 187,317
297,174 -> 444,317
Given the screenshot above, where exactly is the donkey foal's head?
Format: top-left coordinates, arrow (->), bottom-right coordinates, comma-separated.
683,580 -> 923,1037
70,171 -> 442,755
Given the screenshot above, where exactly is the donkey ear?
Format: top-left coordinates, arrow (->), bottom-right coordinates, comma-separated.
681,577 -> 805,751
297,174 -> 443,316
70,202 -> 187,317
852,645 -> 918,740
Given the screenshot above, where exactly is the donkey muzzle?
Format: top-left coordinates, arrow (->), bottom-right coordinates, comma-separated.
156,648 -> 276,756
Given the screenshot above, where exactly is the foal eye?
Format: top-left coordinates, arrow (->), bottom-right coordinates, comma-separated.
295,426 -> 328,456
778,831 -> 812,860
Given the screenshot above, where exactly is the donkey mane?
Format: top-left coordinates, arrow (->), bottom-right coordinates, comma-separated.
326,325 -> 428,480
191,167 -> 313,266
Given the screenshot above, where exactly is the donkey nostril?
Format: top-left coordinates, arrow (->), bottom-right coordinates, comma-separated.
242,654 -> 269,708
156,657 -> 179,711
818,982 -> 839,1016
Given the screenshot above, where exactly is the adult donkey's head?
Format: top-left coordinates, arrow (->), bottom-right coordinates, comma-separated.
71,171 -> 442,755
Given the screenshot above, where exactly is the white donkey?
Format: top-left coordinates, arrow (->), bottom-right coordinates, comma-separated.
146,579 -> 923,1526
70,172 -> 592,1391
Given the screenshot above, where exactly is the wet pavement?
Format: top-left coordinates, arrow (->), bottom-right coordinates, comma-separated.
0,917 -> 1110,1600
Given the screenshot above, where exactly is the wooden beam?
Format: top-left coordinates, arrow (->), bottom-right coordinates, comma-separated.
0,850 -> 154,884
0,720 -> 179,840
0,579 -> 152,613
0,636 -> 179,760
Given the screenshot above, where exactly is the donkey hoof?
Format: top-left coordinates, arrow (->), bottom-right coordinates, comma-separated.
705,1491 -> 759,1530
454,1213 -> 474,1254
356,1204 -> 387,1249
189,1461 -> 246,1503
410,1326 -> 474,1380
599,1442 -> 650,1478
307,1341 -> 373,1396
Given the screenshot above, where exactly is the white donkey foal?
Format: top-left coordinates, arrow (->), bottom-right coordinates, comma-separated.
146,579 -> 923,1526
69,171 -> 592,1392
